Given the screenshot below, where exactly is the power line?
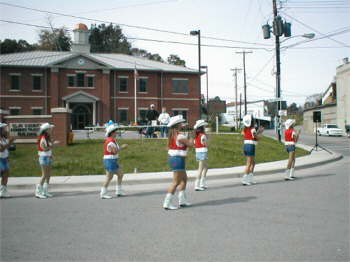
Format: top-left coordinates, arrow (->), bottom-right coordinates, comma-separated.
0,19 -> 273,51
281,11 -> 349,47
0,2 -> 273,47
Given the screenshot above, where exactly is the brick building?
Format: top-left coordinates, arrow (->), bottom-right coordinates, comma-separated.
0,23 -> 200,129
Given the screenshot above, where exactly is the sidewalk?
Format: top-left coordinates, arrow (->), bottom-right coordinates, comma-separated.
7,142 -> 342,189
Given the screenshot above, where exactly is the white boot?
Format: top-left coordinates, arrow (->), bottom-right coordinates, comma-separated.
115,184 -> 126,197
200,177 -> 208,189
163,193 -> 178,210
0,185 -> 10,198
242,174 -> 251,186
178,190 -> 191,207
248,173 -> 256,184
100,187 -> 112,199
290,168 -> 296,179
43,183 -> 53,197
285,169 -> 294,181
35,184 -> 47,199
195,179 -> 204,191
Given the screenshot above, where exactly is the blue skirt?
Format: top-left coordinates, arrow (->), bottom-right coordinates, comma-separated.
168,156 -> 186,171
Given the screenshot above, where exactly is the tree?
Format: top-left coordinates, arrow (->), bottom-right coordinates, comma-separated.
287,102 -> 299,114
38,27 -> 71,51
167,54 -> 186,66
89,23 -> 131,54
0,39 -> 35,54
131,48 -> 164,62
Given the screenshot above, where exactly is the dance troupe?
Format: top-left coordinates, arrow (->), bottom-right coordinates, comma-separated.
0,114 -> 300,210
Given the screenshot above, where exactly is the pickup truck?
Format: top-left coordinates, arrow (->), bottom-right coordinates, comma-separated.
317,124 -> 343,136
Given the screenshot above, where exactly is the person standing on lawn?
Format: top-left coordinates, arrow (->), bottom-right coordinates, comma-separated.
146,104 -> 159,138
163,115 -> 193,210
193,120 -> 209,191
0,123 -> 15,198
158,107 -> 170,138
284,119 -> 301,181
100,124 -> 128,199
241,115 -> 264,186
35,123 -> 59,199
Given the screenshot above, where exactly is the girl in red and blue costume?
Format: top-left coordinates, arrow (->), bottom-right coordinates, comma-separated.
241,115 -> 264,186
163,115 -> 194,210
284,119 -> 300,180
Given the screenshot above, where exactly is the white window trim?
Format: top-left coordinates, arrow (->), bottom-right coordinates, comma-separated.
138,107 -> 148,110
138,76 -> 149,79
67,86 -> 95,89
9,89 -> 21,92
118,76 -> 129,79
86,74 -> 95,77
9,73 -> 21,76
172,92 -> 189,95
31,106 -> 43,109
9,106 -> 22,109
75,71 -> 86,73
67,74 -> 76,77
172,78 -> 189,81
138,91 -> 148,94
118,107 -> 129,110
32,90 -> 43,92
31,73 -> 43,76
172,108 -> 189,111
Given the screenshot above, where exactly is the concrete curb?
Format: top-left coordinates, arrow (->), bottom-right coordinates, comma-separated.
7,142 -> 343,190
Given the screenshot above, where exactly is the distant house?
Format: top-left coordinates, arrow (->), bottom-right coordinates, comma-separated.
303,57 -> 350,135
0,23 -> 200,129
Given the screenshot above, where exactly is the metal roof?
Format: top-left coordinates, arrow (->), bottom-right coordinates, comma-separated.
0,50 -> 198,73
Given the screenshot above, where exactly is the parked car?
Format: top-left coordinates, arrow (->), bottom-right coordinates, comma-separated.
317,124 -> 343,136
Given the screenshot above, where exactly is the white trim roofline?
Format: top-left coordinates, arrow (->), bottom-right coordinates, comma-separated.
62,90 -> 100,101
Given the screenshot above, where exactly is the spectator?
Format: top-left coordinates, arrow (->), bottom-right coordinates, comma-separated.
158,107 -> 170,138
146,104 -> 159,138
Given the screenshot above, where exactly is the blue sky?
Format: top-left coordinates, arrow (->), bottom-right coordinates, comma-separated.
0,0 -> 349,106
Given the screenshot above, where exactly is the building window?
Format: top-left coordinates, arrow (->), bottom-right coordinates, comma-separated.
139,109 -> 148,124
32,108 -> 43,115
119,109 -> 128,123
10,75 -> 20,90
9,108 -> 20,115
76,73 -> 85,87
68,76 -> 75,87
173,109 -> 187,120
32,76 -> 42,90
172,79 -> 189,94
138,78 -> 148,93
118,77 -> 128,92
87,76 -> 94,87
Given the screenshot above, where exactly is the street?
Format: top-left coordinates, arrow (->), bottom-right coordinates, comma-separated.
1,134 -> 349,261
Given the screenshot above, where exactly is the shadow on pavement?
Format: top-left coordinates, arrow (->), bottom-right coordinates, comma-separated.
191,196 -> 257,208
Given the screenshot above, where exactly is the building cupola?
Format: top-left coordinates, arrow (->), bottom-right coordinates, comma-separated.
72,23 -> 90,53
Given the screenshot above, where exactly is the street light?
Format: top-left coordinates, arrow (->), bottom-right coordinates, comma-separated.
280,33 -> 315,43
201,65 -> 209,121
190,30 -> 202,119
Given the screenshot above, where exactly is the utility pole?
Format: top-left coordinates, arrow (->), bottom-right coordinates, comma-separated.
236,51 -> 252,116
273,0 -> 282,142
230,68 -> 242,130
239,93 -> 242,128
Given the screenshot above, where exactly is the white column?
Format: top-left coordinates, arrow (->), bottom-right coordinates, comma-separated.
93,102 -> 96,125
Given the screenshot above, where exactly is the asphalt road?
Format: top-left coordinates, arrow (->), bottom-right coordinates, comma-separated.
1,133 -> 349,261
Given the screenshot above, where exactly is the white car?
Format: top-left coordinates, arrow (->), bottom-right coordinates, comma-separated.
317,124 -> 343,136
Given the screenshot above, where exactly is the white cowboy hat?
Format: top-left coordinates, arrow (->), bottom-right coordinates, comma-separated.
285,119 -> 296,129
243,115 -> 253,127
105,124 -> 119,137
167,115 -> 186,128
39,123 -> 54,134
150,104 -> 155,108
194,119 -> 208,130
0,122 -> 7,128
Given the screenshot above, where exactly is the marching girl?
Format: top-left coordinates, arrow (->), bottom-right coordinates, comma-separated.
0,123 -> 15,198
163,115 -> 193,210
36,123 -> 59,199
100,124 -> 128,199
284,119 -> 300,181
193,120 -> 209,191
241,115 -> 264,186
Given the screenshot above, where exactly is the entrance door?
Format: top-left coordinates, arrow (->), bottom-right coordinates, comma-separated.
71,103 -> 92,130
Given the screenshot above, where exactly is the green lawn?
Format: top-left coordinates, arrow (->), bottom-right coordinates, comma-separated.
9,135 -> 308,177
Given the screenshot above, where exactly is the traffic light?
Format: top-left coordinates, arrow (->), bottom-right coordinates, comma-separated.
284,22 -> 291,37
262,24 -> 271,39
273,15 -> 284,36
